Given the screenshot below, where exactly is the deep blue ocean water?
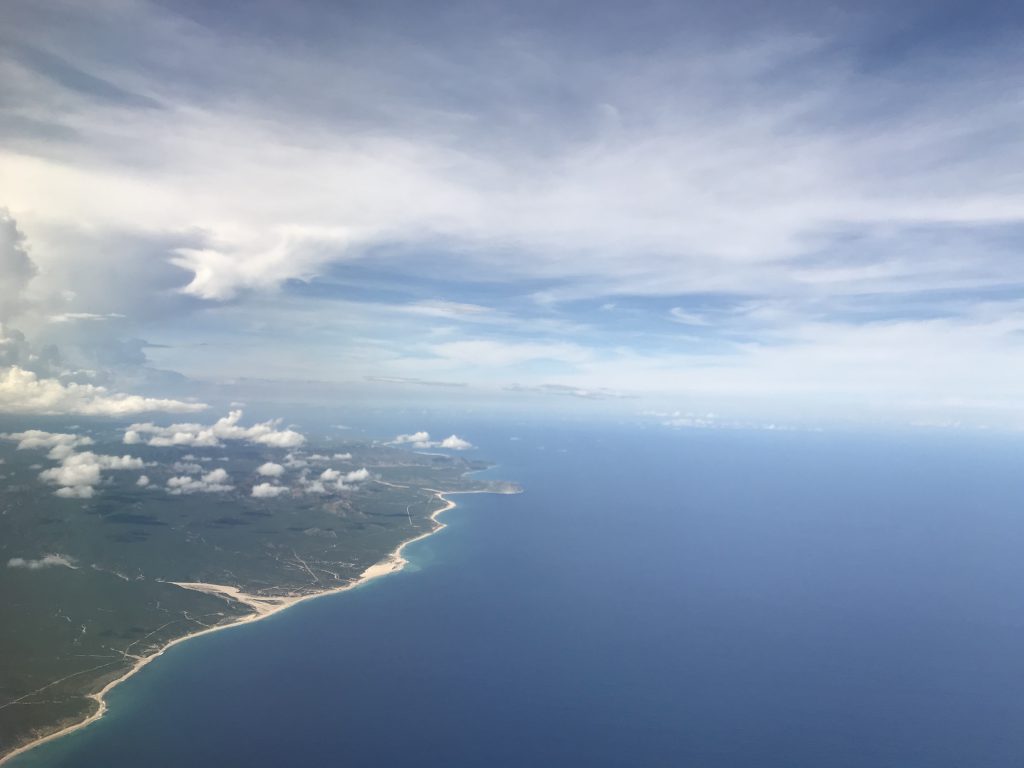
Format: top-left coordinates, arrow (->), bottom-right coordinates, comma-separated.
13,423 -> 1024,767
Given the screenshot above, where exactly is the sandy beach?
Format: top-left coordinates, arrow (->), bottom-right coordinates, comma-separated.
0,490 -> 465,766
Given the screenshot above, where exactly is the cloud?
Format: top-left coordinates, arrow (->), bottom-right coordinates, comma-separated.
668,308 -> 711,326
39,451 -> 145,497
0,365 -> 207,416
332,452 -> 352,460
8,2 -> 1024,426
283,452 -> 308,468
55,485 -> 94,499
124,410 -> 304,448
300,477 -> 328,494
391,431 -> 433,448
342,468 -> 370,483
251,481 -> 287,498
2,430 -> 145,496
298,465 -> 370,494
439,435 -> 473,450
333,467 -> 371,491
0,209 -> 37,322
505,383 -> 632,400
136,474 -> 150,486
390,431 -> 472,450
430,340 -> 591,367
48,312 -> 127,323
365,376 -> 468,388
2,429 -> 94,459
166,467 -> 233,495
7,554 -> 76,570
257,461 -> 285,477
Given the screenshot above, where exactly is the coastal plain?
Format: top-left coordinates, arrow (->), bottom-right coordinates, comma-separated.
0,417 -> 515,762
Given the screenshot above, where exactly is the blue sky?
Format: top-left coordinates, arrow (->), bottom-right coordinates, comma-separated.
2,0 -> 1024,428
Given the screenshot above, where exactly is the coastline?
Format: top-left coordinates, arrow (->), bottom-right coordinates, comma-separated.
0,489 -> 474,766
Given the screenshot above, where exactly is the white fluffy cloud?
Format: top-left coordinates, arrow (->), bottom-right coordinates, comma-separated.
390,431 -> 472,450
251,482 -> 288,498
439,435 -> 473,450
299,466 -> 370,494
257,461 -> 285,477
0,210 -> 37,322
124,410 -> 305,448
166,467 -> 234,495
7,554 -> 76,570
136,474 -> 150,487
391,431 -> 434,448
39,452 -> 145,497
345,468 -> 369,482
0,366 -> 207,416
3,430 -> 94,460
2,430 -> 145,497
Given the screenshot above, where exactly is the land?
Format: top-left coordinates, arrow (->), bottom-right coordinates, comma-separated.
0,418 -> 517,762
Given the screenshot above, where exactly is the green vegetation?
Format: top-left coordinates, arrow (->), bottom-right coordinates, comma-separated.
0,423 -> 514,760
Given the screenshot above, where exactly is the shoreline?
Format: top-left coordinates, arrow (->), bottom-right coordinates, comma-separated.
0,488 -> 478,766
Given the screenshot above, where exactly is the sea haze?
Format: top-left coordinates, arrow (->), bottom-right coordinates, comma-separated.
13,422 -> 1024,767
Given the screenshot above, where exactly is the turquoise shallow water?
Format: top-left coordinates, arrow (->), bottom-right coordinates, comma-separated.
12,423 -> 1024,767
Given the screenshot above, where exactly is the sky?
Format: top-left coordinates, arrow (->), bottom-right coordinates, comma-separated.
2,0 -> 1024,429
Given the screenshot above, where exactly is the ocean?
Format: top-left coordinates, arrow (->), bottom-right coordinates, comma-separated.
12,422 -> 1024,767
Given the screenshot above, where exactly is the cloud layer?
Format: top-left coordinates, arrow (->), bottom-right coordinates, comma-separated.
5,2 -> 1024,426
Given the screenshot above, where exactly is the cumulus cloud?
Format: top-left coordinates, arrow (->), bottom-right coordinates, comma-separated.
343,468 -> 370,483
0,210 -> 37,322
39,452 -> 145,497
0,366 -> 207,416
333,467 -> 370,491
251,482 -> 288,498
136,474 -> 150,486
439,435 -> 473,450
283,452 -> 308,468
391,431 -> 433,448
172,461 -> 203,474
125,410 -> 304,448
301,478 -> 327,494
390,431 -> 472,450
299,466 -> 370,494
257,461 -> 285,477
7,554 -> 76,570
2,430 -> 145,496
2,429 -> 94,459
332,452 -> 352,460
166,467 -> 234,495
